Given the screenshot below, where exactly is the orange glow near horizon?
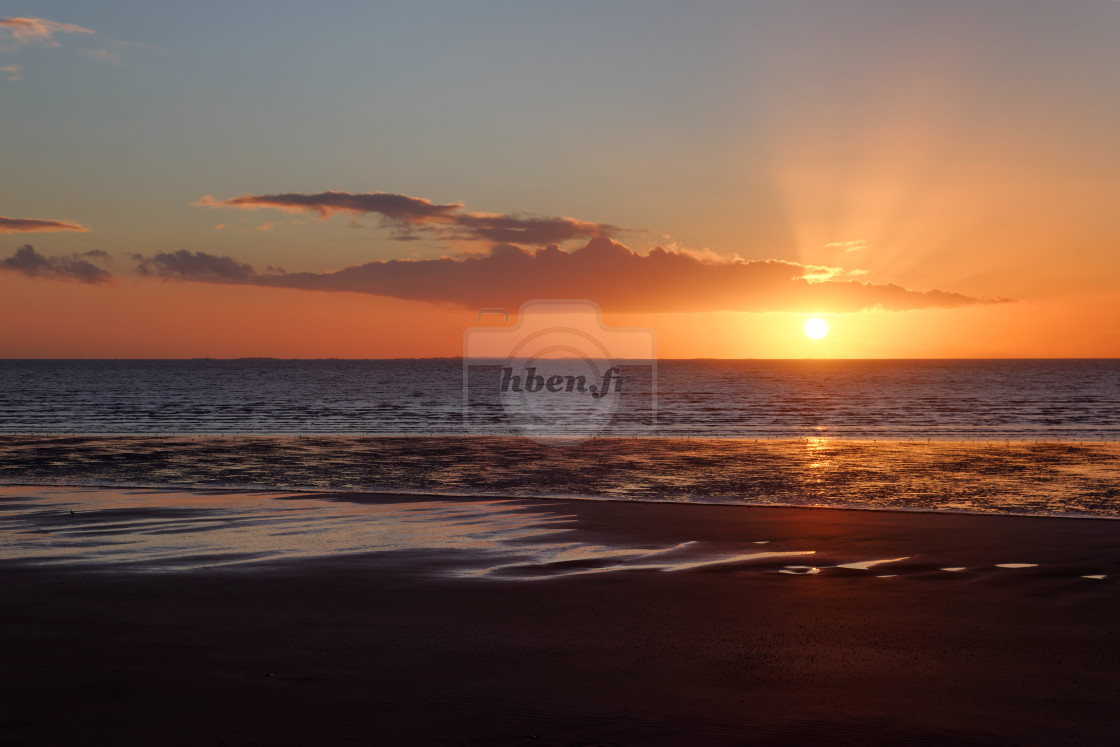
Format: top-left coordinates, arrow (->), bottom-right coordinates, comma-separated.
2,271 -> 1117,359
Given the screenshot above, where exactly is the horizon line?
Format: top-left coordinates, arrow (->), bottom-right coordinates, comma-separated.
1,357 -> 1117,363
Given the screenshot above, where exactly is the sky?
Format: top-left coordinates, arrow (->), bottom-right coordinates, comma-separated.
2,0 -> 1119,358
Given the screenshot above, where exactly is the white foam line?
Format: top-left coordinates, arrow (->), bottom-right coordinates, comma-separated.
659,550 -> 816,572
941,567 -> 967,572
835,556 -> 909,571
996,563 -> 1038,569
1082,574 -> 1107,580
465,542 -> 792,579
779,566 -> 820,575
634,540 -> 698,557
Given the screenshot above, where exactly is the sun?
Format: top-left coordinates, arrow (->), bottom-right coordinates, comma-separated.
804,317 -> 829,340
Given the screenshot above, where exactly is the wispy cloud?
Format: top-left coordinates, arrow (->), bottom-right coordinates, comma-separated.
0,216 -> 90,234
825,239 -> 868,253
130,237 -> 1011,313
1,17 -> 137,69
195,191 -> 462,222
1,245 -> 112,284
1,64 -> 20,80
80,48 -> 122,65
195,190 -> 617,245
0,17 -> 94,52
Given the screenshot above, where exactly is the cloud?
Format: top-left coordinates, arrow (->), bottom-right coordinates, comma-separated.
177,189 -> 1011,312
1,245 -> 112,284
195,191 -> 462,223
2,17 -> 131,67
132,250 -> 255,283
195,190 -> 617,245
0,17 -> 94,52
1,64 -> 20,80
825,239 -> 868,253
0,216 -> 90,234
800,264 -> 858,283
129,238 -> 1011,313
448,212 -> 614,245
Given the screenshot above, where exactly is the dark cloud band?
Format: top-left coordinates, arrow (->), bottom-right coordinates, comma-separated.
195,190 -> 617,245
130,238 -> 1010,313
1,245 -> 111,284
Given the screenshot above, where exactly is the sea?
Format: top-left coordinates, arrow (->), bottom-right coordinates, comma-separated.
1,358 -> 1118,440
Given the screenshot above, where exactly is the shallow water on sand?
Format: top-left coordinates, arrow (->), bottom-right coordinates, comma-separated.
2,435 -> 1118,517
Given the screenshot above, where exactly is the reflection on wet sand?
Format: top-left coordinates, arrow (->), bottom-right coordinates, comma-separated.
1,487 -> 828,577
2,487 -> 1118,586
0,487 -> 574,571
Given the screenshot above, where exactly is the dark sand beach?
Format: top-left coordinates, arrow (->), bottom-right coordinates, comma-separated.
3,482 -> 1120,745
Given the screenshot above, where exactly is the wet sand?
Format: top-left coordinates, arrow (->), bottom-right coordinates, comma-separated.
3,489 -> 1120,745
